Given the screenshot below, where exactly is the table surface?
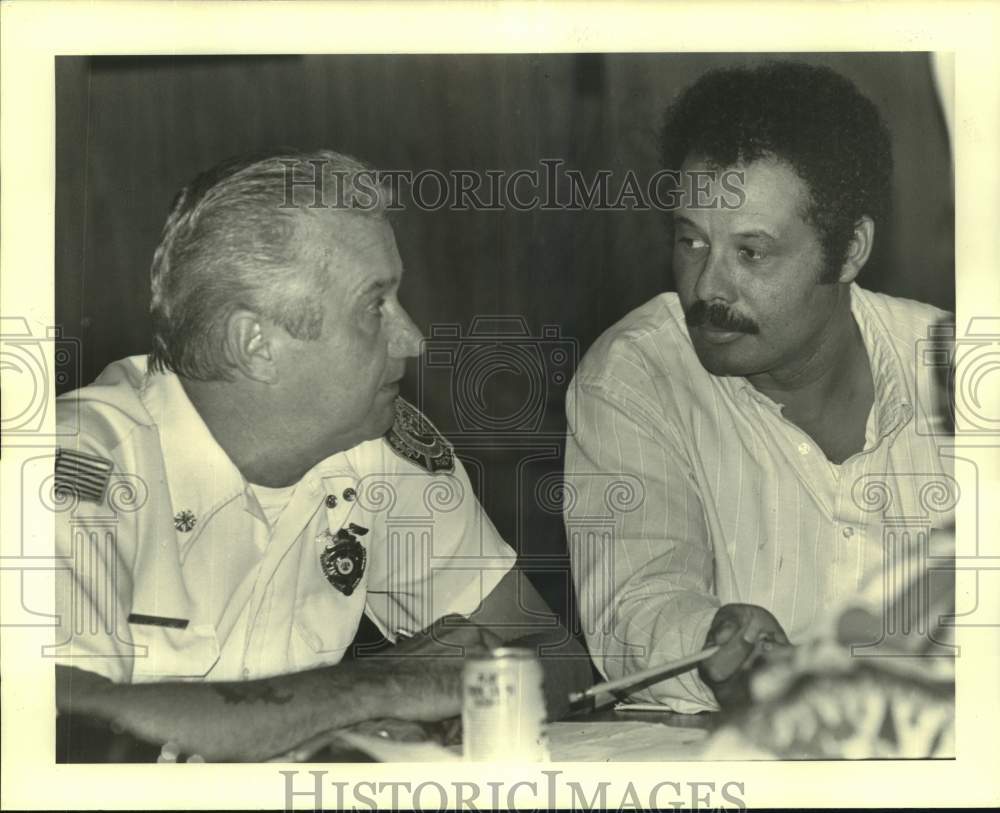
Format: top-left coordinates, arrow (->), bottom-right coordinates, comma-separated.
545,708 -> 718,762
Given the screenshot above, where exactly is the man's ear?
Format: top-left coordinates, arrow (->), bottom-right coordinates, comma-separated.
837,216 -> 875,284
223,309 -> 278,383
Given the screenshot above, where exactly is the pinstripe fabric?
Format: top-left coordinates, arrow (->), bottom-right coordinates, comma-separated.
565,285 -> 953,712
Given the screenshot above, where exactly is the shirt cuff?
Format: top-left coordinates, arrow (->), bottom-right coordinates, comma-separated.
641,605 -> 720,712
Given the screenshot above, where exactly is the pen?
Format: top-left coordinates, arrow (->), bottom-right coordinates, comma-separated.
569,645 -> 721,704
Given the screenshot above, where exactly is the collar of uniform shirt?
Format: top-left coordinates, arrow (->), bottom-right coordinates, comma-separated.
140,362 -> 249,526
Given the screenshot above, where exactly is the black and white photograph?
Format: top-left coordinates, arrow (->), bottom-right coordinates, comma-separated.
1,1 -> 998,810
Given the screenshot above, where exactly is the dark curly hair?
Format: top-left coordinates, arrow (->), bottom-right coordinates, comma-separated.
661,61 -> 894,281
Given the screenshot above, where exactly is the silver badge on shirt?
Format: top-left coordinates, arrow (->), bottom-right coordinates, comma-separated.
318,523 -> 368,596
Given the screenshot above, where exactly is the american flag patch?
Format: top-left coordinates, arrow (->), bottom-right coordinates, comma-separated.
54,448 -> 113,504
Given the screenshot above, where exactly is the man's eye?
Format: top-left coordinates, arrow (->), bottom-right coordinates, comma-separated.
368,297 -> 386,315
677,236 -> 709,251
738,247 -> 764,261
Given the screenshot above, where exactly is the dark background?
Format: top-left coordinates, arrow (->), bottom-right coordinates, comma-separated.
55,53 -> 954,629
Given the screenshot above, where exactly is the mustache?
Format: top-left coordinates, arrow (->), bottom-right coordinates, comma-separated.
684,301 -> 760,335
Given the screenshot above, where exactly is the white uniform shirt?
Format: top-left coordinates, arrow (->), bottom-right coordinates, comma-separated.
565,285 -> 955,712
53,356 -> 516,683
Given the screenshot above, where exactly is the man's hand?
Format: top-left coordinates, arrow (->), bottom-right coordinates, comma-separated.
698,603 -> 791,709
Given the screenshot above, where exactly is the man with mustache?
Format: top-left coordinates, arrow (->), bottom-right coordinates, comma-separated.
565,62 -> 953,712
54,150 -> 590,761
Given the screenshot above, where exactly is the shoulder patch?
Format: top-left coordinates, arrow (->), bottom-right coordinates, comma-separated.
384,398 -> 455,475
54,448 -> 113,504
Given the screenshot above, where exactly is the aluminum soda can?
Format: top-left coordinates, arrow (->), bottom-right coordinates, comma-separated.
462,647 -> 549,761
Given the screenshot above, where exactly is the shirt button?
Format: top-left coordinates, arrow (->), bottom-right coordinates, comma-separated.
325,494 -> 338,509
842,526 -> 855,538
798,442 -> 811,456
343,488 -> 356,502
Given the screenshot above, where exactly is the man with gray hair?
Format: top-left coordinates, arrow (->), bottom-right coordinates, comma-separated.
54,149 -> 589,761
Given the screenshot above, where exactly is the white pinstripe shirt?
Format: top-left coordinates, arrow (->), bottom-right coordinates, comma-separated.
564,285 -> 954,712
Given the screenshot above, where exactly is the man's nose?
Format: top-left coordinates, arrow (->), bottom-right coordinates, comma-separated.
693,248 -> 734,304
388,306 -> 424,359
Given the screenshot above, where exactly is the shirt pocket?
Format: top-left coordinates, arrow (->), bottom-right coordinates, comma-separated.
129,621 -> 221,682
292,592 -> 366,665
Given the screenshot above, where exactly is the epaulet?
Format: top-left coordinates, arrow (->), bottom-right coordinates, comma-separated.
54,448 -> 113,504
384,398 -> 455,475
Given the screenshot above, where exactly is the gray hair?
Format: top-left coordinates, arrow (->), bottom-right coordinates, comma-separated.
148,148 -> 391,380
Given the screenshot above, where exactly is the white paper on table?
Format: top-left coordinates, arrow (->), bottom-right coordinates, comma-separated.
614,702 -> 686,712
545,721 -> 710,762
